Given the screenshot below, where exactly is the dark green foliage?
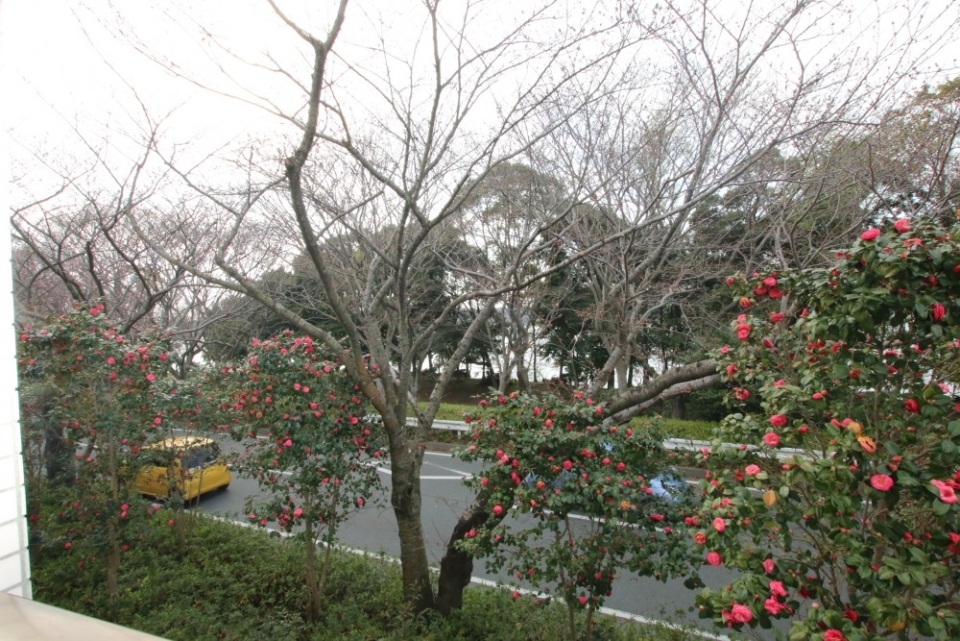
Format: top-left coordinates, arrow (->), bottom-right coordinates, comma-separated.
31,513 -> 706,641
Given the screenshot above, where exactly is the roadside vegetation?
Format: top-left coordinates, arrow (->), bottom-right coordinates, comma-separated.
30,512 -> 710,641
425,402 -> 717,443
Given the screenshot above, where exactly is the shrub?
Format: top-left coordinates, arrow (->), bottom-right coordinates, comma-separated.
457,392 -> 700,641
698,219 -> 960,640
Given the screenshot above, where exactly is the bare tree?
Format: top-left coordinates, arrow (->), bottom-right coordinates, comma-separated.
27,0 -> 958,614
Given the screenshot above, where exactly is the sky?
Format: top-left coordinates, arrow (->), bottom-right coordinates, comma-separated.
3,0 -> 958,203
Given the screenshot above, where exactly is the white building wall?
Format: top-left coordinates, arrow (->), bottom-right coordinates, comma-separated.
0,0 -> 33,599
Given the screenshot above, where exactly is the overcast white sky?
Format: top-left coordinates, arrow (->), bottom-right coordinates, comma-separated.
2,0 -> 958,205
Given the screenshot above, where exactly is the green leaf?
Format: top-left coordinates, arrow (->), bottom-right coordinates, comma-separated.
933,500 -> 952,516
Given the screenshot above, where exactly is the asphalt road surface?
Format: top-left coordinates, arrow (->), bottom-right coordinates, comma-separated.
186,435 -> 763,639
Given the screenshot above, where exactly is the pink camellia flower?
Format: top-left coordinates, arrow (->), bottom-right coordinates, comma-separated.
736,323 -> 751,341
904,398 -> 920,413
713,517 -> 726,533
762,558 -> 775,574
932,303 -> 946,322
706,551 -> 722,566
893,218 -> 911,233
870,474 -> 894,492
769,312 -> 785,324
745,464 -> 761,476
734,387 -> 750,401
493,504 -> 504,516
860,228 -> 880,241
722,604 -> 753,625
769,414 -> 788,428
356,497 -> 365,507
932,480 -> 958,504
769,581 -> 787,597
823,630 -> 847,641
764,596 -> 784,615
293,507 -> 303,518
763,432 -> 781,447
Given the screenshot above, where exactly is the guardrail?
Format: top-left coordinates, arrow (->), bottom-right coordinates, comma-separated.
423,418 -> 814,459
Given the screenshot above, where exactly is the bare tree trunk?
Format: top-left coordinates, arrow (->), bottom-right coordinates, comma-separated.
436,488 -> 504,614
614,358 -> 629,394
389,440 -> 435,612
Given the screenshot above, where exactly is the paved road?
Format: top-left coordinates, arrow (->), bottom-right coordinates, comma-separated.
191,437 -> 751,638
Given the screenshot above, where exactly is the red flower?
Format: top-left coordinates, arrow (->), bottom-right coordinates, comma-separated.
769,414 -> 788,428
932,303 -> 946,322
904,398 -> 920,414
721,604 -> 753,625
823,630 -> 847,641
762,558 -> 775,574
712,517 -> 726,532
764,596 -> 785,615
893,218 -> 911,233
769,581 -> 787,597
706,551 -> 722,566
763,432 -> 781,447
734,387 -> 750,401
769,312 -> 785,324
870,474 -> 894,492
736,323 -> 751,341
860,228 -> 880,241
932,480 -> 958,504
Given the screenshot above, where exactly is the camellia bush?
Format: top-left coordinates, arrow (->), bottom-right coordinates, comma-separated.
216,332 -> 385,622
18,306 -> 176,598
698,218 -> 960,640
456,392 -> 699,641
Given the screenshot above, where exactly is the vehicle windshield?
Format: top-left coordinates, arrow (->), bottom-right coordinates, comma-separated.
181,443 -> 221,470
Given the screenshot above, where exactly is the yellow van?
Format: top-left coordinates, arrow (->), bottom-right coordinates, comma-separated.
133,436 -> 231,501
